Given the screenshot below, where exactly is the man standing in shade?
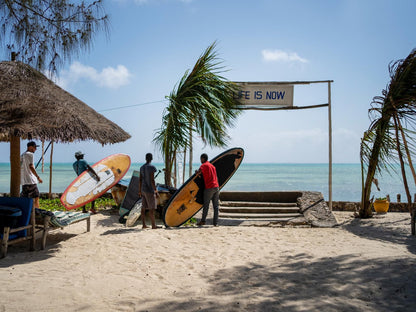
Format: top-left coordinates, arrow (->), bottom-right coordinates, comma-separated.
139,153 -> 158,229
197,153 -> 219,226
72,151 -> 100,214
20,141 -> 43,209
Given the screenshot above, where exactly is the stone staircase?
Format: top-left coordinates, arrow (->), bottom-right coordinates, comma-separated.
217,191 -> 309,226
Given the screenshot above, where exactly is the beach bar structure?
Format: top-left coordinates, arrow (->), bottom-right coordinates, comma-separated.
234,80 -> 333,209
0,60 -> 131,197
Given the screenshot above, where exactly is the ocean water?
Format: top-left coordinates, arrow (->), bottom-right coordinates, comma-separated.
1,162 -> 415,202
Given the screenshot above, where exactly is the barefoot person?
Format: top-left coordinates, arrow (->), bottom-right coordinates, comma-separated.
139,153 -> 158,229
20,141 -> 43,209
196,153 -> 220,226
72,151 -> 100,214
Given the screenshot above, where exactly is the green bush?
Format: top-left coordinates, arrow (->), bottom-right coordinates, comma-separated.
39,197 -> 117,211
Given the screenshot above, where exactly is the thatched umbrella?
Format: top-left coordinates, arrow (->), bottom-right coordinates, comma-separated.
0,61 -> 131,196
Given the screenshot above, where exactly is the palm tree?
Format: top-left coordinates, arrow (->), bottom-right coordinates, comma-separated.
360,49 -> 416,219
153,100 -> 191,186
154,42 -> 242,186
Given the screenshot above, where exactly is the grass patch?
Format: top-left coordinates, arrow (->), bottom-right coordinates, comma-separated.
39,197 -> 117,212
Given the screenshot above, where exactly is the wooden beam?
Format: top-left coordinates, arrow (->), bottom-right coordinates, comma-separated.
241,103 -> 329,111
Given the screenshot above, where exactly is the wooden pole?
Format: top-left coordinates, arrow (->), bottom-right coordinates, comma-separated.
328,81 -> 333,210
9,52 -> 21,197
41,140 -> 45,173
48,141 -> 54,199
173,152 -> 177,188
189,129 -> 193,177
10,135 -> 21,197
183,149 -> 186,184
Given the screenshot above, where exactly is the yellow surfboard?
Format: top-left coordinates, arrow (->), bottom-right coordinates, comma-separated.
163,148 -> 244,227
61,153 -> 131,210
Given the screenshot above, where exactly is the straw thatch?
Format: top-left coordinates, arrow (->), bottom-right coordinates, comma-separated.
0,61 -> 131,144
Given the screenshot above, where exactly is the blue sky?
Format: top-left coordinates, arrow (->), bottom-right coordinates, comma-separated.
1,0 -> 416,164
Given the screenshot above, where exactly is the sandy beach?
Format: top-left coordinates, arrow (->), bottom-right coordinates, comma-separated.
1,211 -> 416,312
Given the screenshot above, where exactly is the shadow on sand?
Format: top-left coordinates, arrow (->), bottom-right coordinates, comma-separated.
0,232 -> 77,267
338,214 -> 416,255
132,253 -> 416,312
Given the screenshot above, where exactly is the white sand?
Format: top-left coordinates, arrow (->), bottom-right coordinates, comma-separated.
1,211 -> 416,312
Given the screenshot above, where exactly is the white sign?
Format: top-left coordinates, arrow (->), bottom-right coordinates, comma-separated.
234,82 -> 294,107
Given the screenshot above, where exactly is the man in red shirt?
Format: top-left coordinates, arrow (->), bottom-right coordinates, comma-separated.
196,153 -> 220,226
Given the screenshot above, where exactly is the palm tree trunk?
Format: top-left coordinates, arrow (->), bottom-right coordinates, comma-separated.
395,112 -> 416,188
360,139 -> 365,211
392,100 -> 416,189
164,148 -> 174,187
360,137 -> 383,218
393,114 -> 412,211
361,115 -> 392,217
396,114 -> 416,217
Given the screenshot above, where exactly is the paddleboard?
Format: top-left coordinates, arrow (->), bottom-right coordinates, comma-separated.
119,170 -> 140,219
60,153 -> 131,210
124,184 -> 177,226
125,199 -> 142,227
163,147 -> 244,227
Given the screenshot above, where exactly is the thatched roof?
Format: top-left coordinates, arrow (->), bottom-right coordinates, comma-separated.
0,61 -> 131,144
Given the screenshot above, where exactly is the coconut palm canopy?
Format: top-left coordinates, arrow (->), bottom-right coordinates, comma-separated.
0,61 -> 131,144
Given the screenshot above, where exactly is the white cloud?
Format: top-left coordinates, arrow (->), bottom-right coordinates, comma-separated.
262,49 -> 308,63
58,62 -> 132,89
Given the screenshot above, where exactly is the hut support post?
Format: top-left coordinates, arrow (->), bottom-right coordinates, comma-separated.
10,135 -> 21,197
48,141 -> 54,198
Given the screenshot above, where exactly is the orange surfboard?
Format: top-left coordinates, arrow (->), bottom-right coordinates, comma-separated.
163,147 -> 244,227
61,153 -> 131,210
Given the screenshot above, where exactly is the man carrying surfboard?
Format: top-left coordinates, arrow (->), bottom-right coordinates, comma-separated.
139,153 -> 158,229
196,153 -> 220,226
72,151 -> 100,214
20,141 -> 43,210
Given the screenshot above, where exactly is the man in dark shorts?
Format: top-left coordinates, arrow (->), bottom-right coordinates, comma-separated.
20,141 -> 43,209
139,153 -> 158,229
196,153 -> 220,226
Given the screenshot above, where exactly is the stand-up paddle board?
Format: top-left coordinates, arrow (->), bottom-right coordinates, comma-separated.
119,170 -> 140,221
163,147 -> 244,227
124,184 -> 177,227
61,153 -> 131,210
125,199 -> 142,227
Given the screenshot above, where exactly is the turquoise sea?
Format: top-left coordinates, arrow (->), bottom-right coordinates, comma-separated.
1,163 -> 415,202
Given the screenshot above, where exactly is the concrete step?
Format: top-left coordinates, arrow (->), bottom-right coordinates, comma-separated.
219,212 -> 303,219
220,201 -> 298,208
218,216 -> 310,227
220,206 -> 300,214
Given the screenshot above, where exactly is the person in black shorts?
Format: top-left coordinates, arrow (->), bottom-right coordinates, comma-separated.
20,141 -> 43,209
139,153 -> 158,229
